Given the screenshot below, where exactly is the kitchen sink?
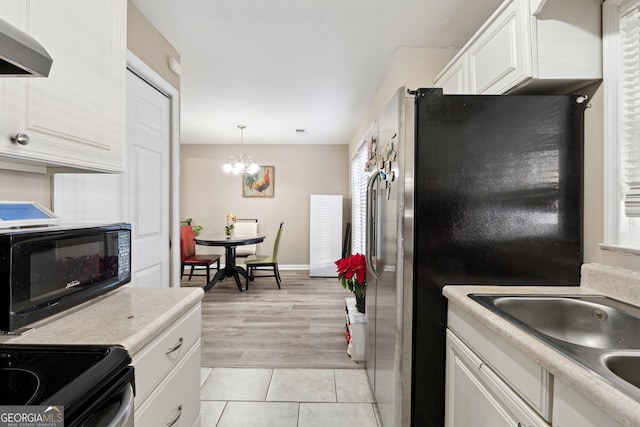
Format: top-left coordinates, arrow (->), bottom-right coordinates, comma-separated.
469,294 -> 640,402
602,353 -> 640,389
472,295 -> 640,349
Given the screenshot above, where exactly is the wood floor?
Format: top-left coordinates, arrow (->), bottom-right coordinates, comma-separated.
181,270 -> 362,369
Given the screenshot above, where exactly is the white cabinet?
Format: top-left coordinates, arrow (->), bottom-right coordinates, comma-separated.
445,331 -> 549,427
133,304 -> 202,427
552,380 -> 624,427
434,0 -> 602,94
436,55 -> 468,95
447,305 -> 552,424
447,303 -> 628,427
467,0 -> 530,94
0,0 -> 126,173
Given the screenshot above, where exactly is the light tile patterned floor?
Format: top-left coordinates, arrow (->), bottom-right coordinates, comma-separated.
200,367 -> 381,427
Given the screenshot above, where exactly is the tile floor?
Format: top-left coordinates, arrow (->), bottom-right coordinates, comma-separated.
200,367 -> 381,426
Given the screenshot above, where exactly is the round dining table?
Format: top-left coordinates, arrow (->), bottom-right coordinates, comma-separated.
194,234 -> 265,292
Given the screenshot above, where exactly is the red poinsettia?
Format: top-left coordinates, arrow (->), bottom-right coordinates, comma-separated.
335,253 -> 366,297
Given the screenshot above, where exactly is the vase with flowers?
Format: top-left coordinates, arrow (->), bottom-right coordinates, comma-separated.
225,213 -> 236,238
335,253 -> 366,313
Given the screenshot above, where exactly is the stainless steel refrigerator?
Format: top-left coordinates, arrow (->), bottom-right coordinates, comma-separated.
364,87 -> 585,427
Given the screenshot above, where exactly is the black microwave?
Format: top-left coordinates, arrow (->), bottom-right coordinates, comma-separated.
0,223 -> 131,333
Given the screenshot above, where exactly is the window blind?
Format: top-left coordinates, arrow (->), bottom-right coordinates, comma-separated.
620,1 -> 640,217
351,142 -> 368,255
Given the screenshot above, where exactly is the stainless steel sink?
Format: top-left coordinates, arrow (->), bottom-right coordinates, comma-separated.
602,353 -> 640,389
473,295 -> 640,349
469,294 -> 640,402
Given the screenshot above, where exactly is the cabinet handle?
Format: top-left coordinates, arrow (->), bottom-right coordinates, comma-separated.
165,337 -> 184,354
166,404 -> 182,427
10,133 -> 30,145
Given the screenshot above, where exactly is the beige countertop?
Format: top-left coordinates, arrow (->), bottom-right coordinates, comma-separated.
443,263 -> 640,427
0,286 -> 204,355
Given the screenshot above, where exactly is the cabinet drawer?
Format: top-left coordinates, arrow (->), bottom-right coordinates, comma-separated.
134,339 -> 201,427
132,304 -> 201,406
448,304 -> 551,420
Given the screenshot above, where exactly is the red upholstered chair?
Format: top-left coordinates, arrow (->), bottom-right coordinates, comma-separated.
180,225 -> 221,285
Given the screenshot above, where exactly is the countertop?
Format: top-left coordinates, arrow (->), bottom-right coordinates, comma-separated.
443,263 -> 640,427
0,286 -> 204,355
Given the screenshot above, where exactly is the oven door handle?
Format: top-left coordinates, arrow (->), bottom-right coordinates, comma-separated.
106,383 -> 134,427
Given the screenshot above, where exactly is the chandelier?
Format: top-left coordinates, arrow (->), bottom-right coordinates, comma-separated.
222,125 -> 260,175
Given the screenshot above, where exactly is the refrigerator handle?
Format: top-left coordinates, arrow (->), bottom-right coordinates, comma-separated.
366,171 -> 380,280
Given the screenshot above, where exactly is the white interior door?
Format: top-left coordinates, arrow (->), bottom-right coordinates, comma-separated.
127,70 -> 171,288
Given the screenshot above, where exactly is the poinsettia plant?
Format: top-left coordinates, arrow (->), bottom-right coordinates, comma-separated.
335,253 -> 366,298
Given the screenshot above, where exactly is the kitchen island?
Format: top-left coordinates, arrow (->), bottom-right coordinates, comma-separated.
0,286 -> 205,427
443,263 -> 640,427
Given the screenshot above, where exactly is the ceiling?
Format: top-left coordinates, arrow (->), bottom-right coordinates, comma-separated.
131,0 -> 503,145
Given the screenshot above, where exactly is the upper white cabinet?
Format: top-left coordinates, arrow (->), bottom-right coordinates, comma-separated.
436,55 -> 469,95
435,0 -> 602,94
0,0 -> 126,173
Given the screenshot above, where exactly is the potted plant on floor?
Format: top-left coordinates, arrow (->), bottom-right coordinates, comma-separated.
335,253 -> 366,313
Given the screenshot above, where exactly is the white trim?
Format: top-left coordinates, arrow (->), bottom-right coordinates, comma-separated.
602,1 -> 622,244
601,0 -> 640,252
126,51 -> 182,287
599,243 -> 640,256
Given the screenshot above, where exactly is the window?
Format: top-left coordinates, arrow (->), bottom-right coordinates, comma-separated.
603,0 -> 640,253
351,141 -> 369,255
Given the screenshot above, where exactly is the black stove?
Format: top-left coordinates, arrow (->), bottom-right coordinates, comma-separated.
0,344 -> 134,426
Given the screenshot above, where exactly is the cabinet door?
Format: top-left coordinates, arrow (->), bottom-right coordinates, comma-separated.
445,331 -> 548,427
552,380 -> 624,427
468,0 -> 531,94
0,0 -> 126,172
434,54 -> 469,94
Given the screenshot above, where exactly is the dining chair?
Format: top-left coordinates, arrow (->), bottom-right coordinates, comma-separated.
180,225 -> 221,285
234,218 -> 258,258
245,222 -> 284,289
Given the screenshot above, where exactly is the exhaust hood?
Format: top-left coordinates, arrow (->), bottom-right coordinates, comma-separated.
0,17 -> 53,77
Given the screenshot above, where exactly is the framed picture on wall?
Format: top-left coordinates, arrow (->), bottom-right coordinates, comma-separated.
243,166 -> 275,198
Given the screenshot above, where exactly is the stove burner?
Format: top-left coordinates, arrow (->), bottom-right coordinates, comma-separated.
0,367 -> 41,405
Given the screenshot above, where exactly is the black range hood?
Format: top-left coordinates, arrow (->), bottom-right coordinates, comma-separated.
0,17 -> 52,77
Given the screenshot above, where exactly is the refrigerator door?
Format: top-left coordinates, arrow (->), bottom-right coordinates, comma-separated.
365,88 -> 406,427
412,90 -> 585,427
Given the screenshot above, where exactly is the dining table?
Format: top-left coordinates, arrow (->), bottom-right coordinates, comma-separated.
194,234 -> 265,292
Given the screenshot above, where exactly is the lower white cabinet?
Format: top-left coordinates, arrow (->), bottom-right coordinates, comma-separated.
445,331 -> 549,427
447,303 -> 628,427
132,303 -> 202,427
552,380 -> 623,427
134,340 -> 201,427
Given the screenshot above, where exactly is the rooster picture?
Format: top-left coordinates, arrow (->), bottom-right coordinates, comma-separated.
243,166 -> 274,197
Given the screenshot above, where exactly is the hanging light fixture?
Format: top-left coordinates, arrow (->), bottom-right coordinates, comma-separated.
222,125 -> 260,175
